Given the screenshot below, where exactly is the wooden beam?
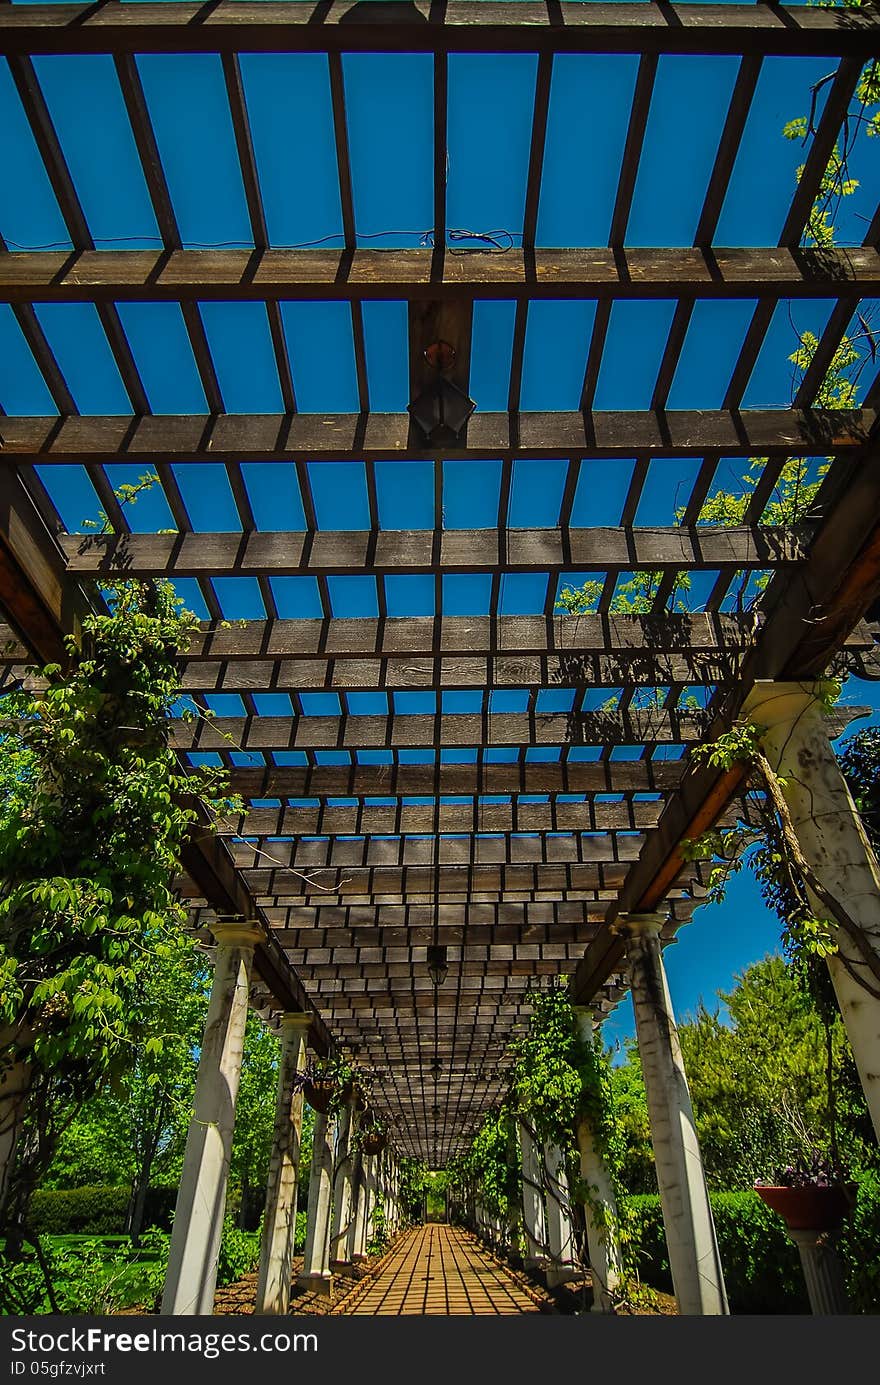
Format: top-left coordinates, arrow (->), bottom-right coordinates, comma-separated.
60,524 -> 808,577
171,705 -> 860,753
182,611 -> 765,661
6,245 -> 880,302
1,4 -> 877,59
1,409 -> 873,462
219,760 -> 685,797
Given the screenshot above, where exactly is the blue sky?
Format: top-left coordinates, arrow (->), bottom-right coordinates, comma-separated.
2,33 -> 879,1056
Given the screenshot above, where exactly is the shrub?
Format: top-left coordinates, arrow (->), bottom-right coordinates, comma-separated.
216,1218 -> 260,1287
294,1209 -> 307,1253
28,1185 -> 179,1236
625,1178 -> 880,1313
29,1187 -> 130,1236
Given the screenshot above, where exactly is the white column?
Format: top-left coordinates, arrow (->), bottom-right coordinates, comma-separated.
351,1154 -> 373,1261
296,1108 -> 335,1294
254,1012 -> 310,1315
542,1142 -> 579,1287
573,1007 -> 623,1312
742,680 -> 880,1140
162,918 -> 262,1315
329,1097 -> 356,1267
519,1122 -> 547,1270
621,912 -> 728,1315
345,1152 -> 364,1262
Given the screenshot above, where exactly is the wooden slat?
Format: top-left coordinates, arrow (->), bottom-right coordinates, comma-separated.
3,408 -> 872,461
5,246 -> 879,302
3,5 -> 875,58
215,760 -> 686,798
216,797 -> 671,838
169,707 -> 717,752
59,523 -> 809,576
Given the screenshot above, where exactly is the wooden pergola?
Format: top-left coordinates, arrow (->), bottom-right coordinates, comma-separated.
2,2 -> 880,1167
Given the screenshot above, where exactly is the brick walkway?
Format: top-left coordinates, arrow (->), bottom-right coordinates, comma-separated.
338,1224 -> 550,1315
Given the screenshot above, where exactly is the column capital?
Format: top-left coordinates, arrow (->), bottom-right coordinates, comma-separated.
740,679 -> 842,733
212,916 -> 264,949
278,1011 -> 312,1032
613,911 -> 667,938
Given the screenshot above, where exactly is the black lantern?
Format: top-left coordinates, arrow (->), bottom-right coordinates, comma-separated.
426,944 -> 448,987
407,341 -> 475,443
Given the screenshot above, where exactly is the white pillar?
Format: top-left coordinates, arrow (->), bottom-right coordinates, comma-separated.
345,1152 -> 364,1262
573,1007 -> 623,1312
296,1107 -> 335,1295
742,680 -> 880,1141
254,1012 -> 310,1315
351,1153 -> 373,1261
542,1142 -> 579,1287
329,1098 -> 355,1267
519,1123 -> 547,1270
162,918 -> 263,1315
788,1229 -> 851,1313
621,913 -> 728,1315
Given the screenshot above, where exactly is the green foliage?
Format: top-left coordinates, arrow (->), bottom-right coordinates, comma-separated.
626,1174 -> 880,1313
837,726 -> 880,851
215,1217 -> 261,1286
367,1203 -> 388,1256
608,1044 -> 656,1196
0,580 -> 233,1235
612,957 -> 877,1190
508,985 -> 585,1148
462,1108 -> 519,1219
27,1183 -> 179,1239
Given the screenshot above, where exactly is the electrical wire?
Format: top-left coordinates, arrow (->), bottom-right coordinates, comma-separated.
4,227 -> 520,253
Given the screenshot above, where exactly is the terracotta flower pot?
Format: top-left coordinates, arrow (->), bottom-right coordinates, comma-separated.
754,1183 -> 857,1231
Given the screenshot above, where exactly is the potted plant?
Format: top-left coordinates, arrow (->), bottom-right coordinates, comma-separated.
358,1112 -> 388,1156
297,1056 -> 350,1113
754,1151 -> 857,1232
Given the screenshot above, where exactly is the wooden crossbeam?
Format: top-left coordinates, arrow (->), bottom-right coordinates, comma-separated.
181,611 -> 763,661
1,4 -> 877,58
4,246 -> 880,302
228,834 -> 648,870
216,798 -> 669,837
170,707 -> 707,751
60,525 -> 807,577
1,409 -> 873,462
170,705 -> 859,753
219,761 -> 685,796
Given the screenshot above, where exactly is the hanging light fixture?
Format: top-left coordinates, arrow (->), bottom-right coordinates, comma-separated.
407,341 -> 475,443
426,943 -> 448,987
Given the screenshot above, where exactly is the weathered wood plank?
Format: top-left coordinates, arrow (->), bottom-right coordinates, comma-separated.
5,245 -> 879,302
2,4 -> 877,58
2,409 -> 872,461
60,524 -> 808,576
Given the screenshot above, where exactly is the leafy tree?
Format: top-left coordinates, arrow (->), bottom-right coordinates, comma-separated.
228,1014 -> 280,1228
0,580 -> 232,1251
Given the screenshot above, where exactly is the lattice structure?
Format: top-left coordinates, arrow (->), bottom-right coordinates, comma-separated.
2,2 -> 880,1162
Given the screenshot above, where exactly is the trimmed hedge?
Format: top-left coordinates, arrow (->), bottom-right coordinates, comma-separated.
30,1186 -> 179,1236
625,1173 -> 880,1314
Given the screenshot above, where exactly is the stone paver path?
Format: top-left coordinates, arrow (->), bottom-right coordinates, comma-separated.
339,1224 -> 550,1315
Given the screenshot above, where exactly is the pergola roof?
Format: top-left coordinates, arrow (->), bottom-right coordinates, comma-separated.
2,2 -> 880,1162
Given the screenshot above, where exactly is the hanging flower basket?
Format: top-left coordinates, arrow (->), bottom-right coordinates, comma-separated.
754,1183 -> 857,1232
361,1128 -> 387,1155
303,1077 -> 337,1113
